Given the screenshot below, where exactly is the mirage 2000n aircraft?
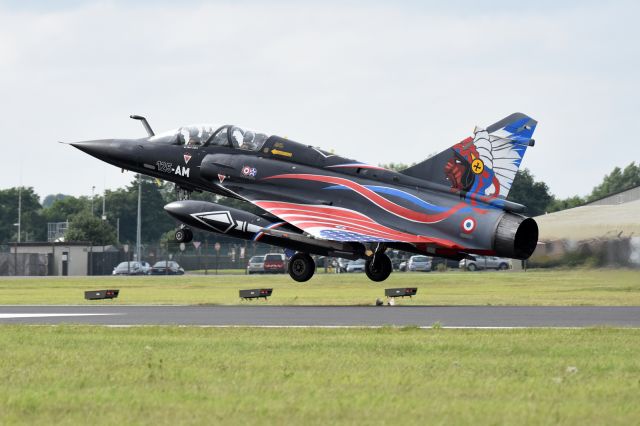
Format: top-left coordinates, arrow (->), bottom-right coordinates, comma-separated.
70,113 -> 539,282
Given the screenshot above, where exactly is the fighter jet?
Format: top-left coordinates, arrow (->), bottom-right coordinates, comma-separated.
70,113 -> 538,282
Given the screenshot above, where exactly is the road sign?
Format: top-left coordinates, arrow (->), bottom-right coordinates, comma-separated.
214,242 -> 221,252
179,242 -> 186,252
193,241 -> 201,250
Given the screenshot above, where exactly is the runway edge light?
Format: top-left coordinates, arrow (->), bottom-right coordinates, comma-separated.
239,288 -> 273,301
85,289 -> 120,300
384,288 -> 418,299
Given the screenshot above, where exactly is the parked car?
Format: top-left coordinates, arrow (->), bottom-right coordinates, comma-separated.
150,261 -> 184,275
247,255 -> 265,274
139,261 -> 152,275
398,260 -> 407,272
113,261 -> 144,275
431,257 -> 460,270
407,255 -> 432,272
263,253 -> 286,273
336,258 -> 350,273
346,258 -> 366,273
460,256 -> 511,271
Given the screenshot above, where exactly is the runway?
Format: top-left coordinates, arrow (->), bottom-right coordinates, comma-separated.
0,305 -> 639,327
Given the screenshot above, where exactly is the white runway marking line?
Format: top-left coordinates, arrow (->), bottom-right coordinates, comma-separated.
0,313 -> 122,319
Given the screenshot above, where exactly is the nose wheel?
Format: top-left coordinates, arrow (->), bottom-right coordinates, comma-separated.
365,253 -> 392,282
174,227 -> 193,243
288,253 -> 315,282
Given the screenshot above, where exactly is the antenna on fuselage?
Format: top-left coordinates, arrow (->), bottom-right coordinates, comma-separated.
130,115 -> 155,137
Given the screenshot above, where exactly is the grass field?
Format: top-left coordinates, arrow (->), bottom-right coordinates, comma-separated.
0,269 -> 638,306
0,326 -> 637,425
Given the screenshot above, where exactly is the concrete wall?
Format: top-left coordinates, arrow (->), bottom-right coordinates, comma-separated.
11,244 -> 115,276
586,186 -> 640,206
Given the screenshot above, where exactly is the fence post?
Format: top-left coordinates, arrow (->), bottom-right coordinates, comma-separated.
204,240 -> 208,276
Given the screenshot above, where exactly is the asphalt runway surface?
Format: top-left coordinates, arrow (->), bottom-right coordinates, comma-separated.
1,305 -> 639,327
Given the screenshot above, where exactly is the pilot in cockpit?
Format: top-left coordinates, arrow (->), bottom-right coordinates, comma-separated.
178,127 -> 199,146
186,128 -> 200,147
241,131 -> 256,150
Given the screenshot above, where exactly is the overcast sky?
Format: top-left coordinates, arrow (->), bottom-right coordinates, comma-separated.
1,0 -> 639,200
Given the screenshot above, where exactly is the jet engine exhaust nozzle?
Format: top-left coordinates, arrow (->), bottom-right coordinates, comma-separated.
493,213 -> 538,260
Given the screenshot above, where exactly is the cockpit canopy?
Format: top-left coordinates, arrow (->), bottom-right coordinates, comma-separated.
149,124 -> 270,152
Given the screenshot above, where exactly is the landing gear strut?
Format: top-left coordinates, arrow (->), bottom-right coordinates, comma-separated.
288,253 -> 315,282
175,226 -> 193,243
365,245 -> 392,282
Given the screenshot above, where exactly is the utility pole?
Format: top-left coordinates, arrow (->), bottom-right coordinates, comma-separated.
102,191 -> 106,220
91,186 -> 95,215
17,186 -> 22,243
102,174 -> 107,221
136,175 -> 142,262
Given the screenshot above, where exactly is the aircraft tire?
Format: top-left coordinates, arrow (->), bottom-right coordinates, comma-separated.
175,228 -> 193,243
288,253 -> 315,282
365,253 -> 392,282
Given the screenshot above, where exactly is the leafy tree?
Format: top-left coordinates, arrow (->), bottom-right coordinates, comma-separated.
103,187 -> 136,243
507,169 -> 553,216
42,193 -> 69,208
378,162 -> 416,172
103,175 -> 176,244
0,187 -> 45,243
42,196 -> 90,223
65,212 -> 117,245
547,195 -> 585,213
588,162 -> 640,201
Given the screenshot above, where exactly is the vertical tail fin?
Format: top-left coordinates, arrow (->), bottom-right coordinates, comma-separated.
401,112 -> 537,199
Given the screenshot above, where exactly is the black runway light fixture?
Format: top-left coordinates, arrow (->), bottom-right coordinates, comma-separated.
239,288 -> 273,301
84,289 -> 120,300
384,288 -> 418,299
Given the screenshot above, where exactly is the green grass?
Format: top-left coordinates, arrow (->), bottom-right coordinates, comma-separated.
0,326 -> 638,425
0,269 -> 638,306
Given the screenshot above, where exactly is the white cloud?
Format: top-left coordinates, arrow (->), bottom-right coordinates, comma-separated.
0,1 -> 639,199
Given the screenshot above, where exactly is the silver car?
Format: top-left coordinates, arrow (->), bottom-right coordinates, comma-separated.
346,259 -> 366,273
407,255 -> 432,272
460,256 -> 511,271
113,261 -> 144,275
247,255 -> 265,274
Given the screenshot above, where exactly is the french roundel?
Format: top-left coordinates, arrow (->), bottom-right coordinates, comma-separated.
461,217 -> 476,234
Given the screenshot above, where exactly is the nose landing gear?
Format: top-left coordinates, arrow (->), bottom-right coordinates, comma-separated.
174,226 -> 193,243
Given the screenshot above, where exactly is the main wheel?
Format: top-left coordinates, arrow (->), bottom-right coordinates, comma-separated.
365,253 -> 392,282
288,253 -> 315,282
175,228 -> 193,243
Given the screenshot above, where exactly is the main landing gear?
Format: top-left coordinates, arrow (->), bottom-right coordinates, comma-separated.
365,252 -> 392,282
288,252 -> 315,282
364,243 -> 392,282
174,226 -> 193,243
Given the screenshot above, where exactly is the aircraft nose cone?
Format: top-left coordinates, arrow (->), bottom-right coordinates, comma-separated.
70,139 -> 117,161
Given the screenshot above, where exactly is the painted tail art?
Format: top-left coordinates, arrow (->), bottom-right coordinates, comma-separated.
400,112 -> 537,200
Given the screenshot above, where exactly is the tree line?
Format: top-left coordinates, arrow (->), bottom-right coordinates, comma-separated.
1,162 -> 638,245
0,175 -> 253,246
